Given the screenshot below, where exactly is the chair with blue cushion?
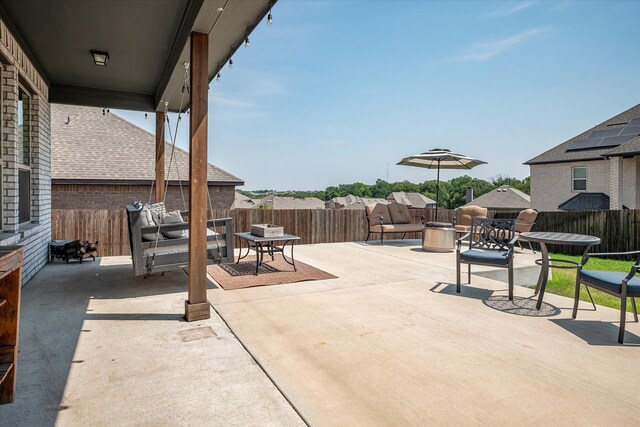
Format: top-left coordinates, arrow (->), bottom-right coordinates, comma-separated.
456,218 -> 517,300
572,251 -> 640,344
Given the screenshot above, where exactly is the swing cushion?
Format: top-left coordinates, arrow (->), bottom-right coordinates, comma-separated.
142,229 -> 221,256
161,210 -> 186,239
140,207 -> 160,241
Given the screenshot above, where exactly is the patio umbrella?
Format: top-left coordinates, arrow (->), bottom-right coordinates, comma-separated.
397,148 -> 487,221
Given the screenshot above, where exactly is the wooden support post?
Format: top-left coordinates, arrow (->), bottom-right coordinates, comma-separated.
155,111 -> 165,203
185,31 -> 210,321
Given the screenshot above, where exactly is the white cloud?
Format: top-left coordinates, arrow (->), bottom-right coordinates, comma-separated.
485,1 -> 537,18
453,28 -> 549,62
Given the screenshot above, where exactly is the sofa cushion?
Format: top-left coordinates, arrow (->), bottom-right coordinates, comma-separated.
370,223 -> 424,233
388,203 -> 411,224
366,203 -> 391,226
161,210 -> 186,239
455,225 -> 471,233
143,237 -> 223,257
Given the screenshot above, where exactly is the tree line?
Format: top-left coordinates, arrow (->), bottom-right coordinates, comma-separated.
239,175 -> 529,209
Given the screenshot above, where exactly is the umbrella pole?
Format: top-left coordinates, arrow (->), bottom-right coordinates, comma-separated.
435,159 -> 440,222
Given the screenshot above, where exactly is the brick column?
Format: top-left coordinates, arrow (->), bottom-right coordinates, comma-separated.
30,95 -> 51,226
609,156 -> 622,210
2,65 -> 19,232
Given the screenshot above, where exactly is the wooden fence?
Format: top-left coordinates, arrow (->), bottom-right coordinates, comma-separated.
531,210 -> 640,256
51,208 -> 640,258
51,207 -> 454,257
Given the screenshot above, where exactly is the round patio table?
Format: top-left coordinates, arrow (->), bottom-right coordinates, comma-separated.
520,232 -> 601,310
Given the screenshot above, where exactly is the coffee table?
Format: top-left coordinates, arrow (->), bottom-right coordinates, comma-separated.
235,232 -> 301,275
521,232 -> 601,309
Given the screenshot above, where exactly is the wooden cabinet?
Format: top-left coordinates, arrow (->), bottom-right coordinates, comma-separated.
0,246 -> 24,405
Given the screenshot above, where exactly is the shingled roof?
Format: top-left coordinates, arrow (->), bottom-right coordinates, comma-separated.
387,192 -> 436,208
463,185 -> 530,210
51,104 -> 243,185
525,103 -> 640,165
259,194 -> 325,209
558,193 -> 612,211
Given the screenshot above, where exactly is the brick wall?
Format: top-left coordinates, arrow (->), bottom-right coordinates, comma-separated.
52,184 -> 236,211
0,19 -> 51,285
530,157 -> 639,211
530,160 -> 610,211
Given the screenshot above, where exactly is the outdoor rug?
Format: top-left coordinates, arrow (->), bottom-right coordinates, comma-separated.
207,256 -> 337,290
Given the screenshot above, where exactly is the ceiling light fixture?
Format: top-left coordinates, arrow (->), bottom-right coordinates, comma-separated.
91,50 -> 109,66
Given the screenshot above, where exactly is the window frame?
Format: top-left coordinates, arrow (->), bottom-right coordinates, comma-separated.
572,167 -> 587,192
17,85 -> 32,224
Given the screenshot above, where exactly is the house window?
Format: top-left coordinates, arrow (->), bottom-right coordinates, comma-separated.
572,167 -> 586,191
18,88 -> 31,223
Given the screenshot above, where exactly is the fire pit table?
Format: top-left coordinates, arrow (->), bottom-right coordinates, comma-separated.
422,222 -> 456,252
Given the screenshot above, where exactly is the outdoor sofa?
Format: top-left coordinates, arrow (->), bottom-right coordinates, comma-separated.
365,203 -> 424,245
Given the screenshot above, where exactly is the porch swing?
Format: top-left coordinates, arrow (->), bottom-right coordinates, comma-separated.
125,63 -> 234,277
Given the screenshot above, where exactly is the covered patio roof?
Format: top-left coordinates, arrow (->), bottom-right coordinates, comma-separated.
0,0 -> 274,112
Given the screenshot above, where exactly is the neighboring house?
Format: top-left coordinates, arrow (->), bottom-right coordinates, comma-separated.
232,191 -> 258,209
387,192 -> 437,209
526,103 -> 640,211
51,104 -> 243,211
258,194 -> 325,210
325,195 -> 389,209
462,185 -> 530,214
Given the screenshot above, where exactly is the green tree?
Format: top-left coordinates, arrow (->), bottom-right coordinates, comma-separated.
490,174 -> 530,195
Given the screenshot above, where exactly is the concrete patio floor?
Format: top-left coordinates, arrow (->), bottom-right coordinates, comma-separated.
1,240 -> 639,426
0,257 -> 304,427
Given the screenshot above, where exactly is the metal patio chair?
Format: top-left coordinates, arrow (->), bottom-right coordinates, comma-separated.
572,250 -> 640,344
514,208 -> 538,253
456,218 -> 517,300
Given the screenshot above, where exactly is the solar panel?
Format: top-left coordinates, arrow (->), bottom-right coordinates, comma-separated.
619,125 -> 640,136
566,117 -> 640,152
567,138 -> 602,151
597,134 -> 637,148
590,128 -> 622,138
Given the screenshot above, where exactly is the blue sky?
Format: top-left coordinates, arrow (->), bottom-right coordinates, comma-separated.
116,0 -> 640,191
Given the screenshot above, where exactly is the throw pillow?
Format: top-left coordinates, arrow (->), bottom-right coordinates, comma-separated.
365,203 -> 391,225
161,210 -> 186,239
388,203 -> 411,224
139,206 -> 160,241
146,202 -> 166,225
